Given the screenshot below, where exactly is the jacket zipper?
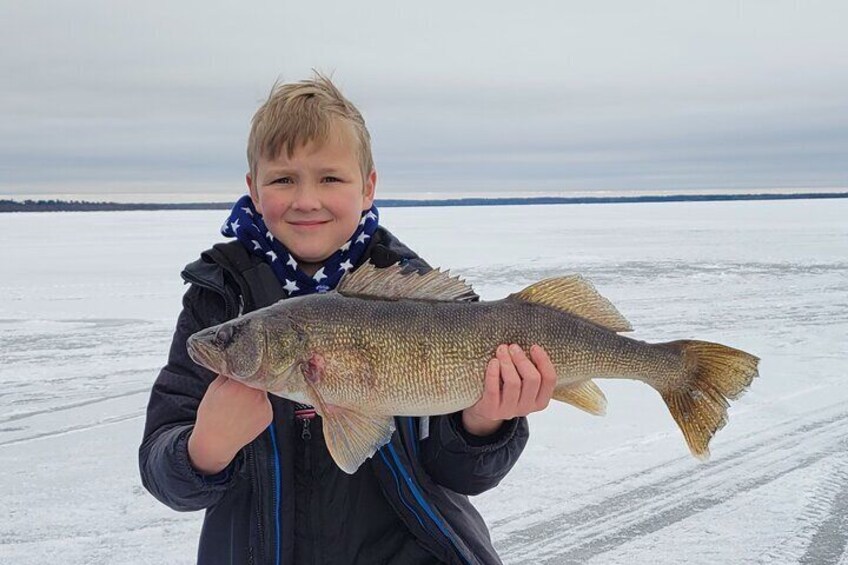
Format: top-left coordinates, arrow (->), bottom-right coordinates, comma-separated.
247,444 -> 266,564
388,419 -> 471,565
269,425 -> 283,565
301,417 -> 316,564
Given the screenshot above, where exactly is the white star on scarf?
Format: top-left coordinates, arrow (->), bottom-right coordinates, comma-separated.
339,241 -> 352,252
286,255 -> 298,269
241,207 -> 254,217
252,240 -> 262,251
283,279 -> 299,293
356,233 -> 370,245
266,231 -> 274,242
266,250 -> 278,262
338,259 -> 353,272
230,219 -> 240,234
359,215 -> 367,226
365,211 -> 377,222
313,267 -> 327,282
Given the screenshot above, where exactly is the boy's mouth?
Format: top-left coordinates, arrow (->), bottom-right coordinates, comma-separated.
289,220 -> 330,227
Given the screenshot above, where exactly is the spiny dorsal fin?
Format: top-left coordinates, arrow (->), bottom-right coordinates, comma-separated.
337,261 -> 477,302
508,275 -> 633,332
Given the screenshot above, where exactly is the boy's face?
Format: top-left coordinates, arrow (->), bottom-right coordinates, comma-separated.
247,121 -> 376,274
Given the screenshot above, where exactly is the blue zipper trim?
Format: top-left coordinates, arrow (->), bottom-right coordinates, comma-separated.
378,448 -> 427,531
268,424 -> 282,565
386,437 -> 470,565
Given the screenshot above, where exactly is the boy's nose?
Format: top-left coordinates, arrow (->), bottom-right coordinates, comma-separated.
290,183 -> 321,211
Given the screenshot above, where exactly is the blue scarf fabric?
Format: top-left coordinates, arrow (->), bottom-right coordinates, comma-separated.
221,194 -> 379,296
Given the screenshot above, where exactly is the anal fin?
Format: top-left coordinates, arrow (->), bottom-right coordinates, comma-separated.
552,380 -> 608,416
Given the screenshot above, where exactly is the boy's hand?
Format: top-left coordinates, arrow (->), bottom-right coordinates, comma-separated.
188,375 -> 273,475
461,344 -> 557,437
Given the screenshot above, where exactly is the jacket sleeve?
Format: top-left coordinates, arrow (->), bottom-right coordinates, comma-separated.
138,284 -> 245,512
419,412 -> 529,496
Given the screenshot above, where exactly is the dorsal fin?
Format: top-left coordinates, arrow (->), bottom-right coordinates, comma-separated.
337,262 -> 477,302
508,275 -> 633,332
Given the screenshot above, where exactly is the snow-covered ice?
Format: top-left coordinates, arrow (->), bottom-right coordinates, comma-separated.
1,199 -> 846,564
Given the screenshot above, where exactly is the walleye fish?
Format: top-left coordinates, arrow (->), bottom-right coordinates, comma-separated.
187,263 -> 759,474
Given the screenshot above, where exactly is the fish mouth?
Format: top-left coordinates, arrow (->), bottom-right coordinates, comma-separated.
186,328 -> 227,374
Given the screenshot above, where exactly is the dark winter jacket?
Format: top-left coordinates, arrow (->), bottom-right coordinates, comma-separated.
138,226 -> 530,564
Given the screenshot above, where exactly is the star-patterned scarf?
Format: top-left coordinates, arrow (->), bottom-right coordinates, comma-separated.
221,194 -> 379,297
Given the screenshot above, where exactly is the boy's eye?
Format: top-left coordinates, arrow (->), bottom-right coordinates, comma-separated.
271,177 -> 293,185
322,176 -> 342,183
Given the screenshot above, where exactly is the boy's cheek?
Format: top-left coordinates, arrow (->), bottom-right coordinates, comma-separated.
255,196 -> 287,220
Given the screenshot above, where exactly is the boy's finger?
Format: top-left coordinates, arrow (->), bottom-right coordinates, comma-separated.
507,344 -> 532,371
495,344 -> 511,373
498,345 -> 521,411
481,358 -> 501,408
509,344 -> 541,408
531,345 -> 557,407
496,344 -> 515,378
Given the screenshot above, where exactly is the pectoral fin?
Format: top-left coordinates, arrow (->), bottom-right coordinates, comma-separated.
322,405 -> 396,474
305,385 -> 395,474
552,380 -> 608,416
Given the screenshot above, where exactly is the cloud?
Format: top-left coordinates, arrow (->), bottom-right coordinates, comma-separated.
2,0 -> 846,199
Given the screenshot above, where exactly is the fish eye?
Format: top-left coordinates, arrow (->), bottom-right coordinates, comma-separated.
214,325 -> 234,347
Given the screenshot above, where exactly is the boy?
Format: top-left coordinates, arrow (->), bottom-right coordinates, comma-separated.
139,73 -> 557,565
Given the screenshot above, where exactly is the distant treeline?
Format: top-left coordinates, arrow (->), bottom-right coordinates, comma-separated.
0,199 -> 231,212
2,192 -> 847,212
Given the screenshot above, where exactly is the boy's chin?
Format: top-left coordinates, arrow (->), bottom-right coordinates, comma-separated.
287,250 -> 335,274
288,249 -> 333,265
283,238 -> 355,273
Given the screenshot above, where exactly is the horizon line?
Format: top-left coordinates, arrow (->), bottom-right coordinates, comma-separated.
2,191 -> 847,213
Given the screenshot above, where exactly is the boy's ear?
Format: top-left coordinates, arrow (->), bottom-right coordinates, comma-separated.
362,170 -> 377,210
246,173 -> 263,214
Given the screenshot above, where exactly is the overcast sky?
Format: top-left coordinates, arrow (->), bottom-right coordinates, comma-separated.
2,0 -> 847,201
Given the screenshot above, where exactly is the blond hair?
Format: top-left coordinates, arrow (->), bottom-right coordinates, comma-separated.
247,72 -> 373,182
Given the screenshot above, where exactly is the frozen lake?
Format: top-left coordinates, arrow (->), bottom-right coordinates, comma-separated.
1,199 -> 846,564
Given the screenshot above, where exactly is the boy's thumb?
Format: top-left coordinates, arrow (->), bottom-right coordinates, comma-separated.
207,374 -> 229,392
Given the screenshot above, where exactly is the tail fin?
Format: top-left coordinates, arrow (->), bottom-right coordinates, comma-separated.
657,340 -> 759,459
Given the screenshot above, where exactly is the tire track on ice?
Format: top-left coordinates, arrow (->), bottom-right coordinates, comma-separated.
0,386 -> 151,425
0,388 -> 151,448
0,411 -> 145,448
0,516 -> 194,546
496,404 -> 848,564
798,455 -> 848,565
753,453 -> 848,564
